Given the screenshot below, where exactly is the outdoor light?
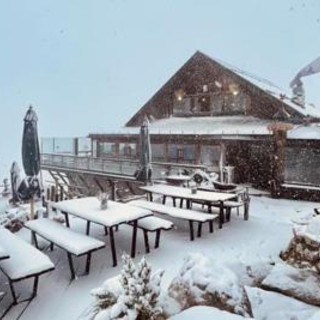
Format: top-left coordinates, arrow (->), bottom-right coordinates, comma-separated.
203,84 -> 208,92
174,89 -> 185,101
229,83 -> 239,96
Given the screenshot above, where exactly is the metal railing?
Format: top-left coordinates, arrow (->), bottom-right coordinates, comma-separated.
40,153 -> 208,179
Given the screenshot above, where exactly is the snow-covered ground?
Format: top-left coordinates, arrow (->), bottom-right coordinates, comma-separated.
0,193 -> 319,319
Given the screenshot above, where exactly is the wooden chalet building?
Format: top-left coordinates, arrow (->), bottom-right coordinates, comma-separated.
42,51 -> 320,200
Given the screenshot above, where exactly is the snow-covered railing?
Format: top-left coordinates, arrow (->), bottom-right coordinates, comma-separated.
40,154 -> 207,179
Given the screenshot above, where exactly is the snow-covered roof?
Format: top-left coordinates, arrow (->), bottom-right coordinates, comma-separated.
219,60 -> 320,119
288,124 -> 320,140
107,116 -> 273,136
92,115 -> 320,140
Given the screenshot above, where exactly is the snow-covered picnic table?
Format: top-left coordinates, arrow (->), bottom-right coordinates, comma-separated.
140,184 -> 236,227
0,228 -> 54,304
50,197 -> 152,267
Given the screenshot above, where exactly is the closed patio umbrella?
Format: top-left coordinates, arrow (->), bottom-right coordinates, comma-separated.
10,161 -> 22,203
22,106 -> 40,177
139,118 -> 152,184
22,106 -> 41,218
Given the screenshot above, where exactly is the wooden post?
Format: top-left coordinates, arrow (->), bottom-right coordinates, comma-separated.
50,185 -> 55,202
111,180 -> 117,201
30,197 -> 35,220
60,185 -> 64,201
46,188 -> 50,202
268,122 -> 293,198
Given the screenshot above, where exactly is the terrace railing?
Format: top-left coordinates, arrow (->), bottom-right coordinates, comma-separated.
40,153 -> 207,179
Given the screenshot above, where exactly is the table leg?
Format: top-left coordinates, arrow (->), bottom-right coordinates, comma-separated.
63,211 -> 70,228
197,222 -> 202,238
189,220 -> 194,241
209,220 -> 214,233
109,227 -> 117,267
219,201 -> 224,229
130,220 -> 138,258
32,231 -> 39,249
143,230 -> 150,253
149,192 -> 153,202
86,221 -> 91,235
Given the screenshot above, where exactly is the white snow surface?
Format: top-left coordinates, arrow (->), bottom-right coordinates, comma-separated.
0,228 -> 54,280
308,311 -> 320,320
169,306 -> 251,320
262,263 -> 320,303
25,219 -> 105,255
1,193 -> 319,319
131,116 -> 272,136
51,197 -> 152,227
104,116 -> 320,141
246,286 -> 319,320
293,215 -> 320,243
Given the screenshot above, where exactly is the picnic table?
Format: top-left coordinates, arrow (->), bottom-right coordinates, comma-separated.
51,197 -> 152,267
140,184 -> 237,228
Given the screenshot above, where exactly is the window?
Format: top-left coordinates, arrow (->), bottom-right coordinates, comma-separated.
285,147 -> 320,185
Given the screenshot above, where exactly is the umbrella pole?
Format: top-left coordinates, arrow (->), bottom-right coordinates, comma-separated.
30,196 -> 35,220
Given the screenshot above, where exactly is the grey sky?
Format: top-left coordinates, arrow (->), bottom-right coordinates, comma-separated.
0,0 -> 319,178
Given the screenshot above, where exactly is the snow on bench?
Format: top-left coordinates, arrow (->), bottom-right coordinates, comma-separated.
0,228 -> 54,304
129,200 -> 218,241
137,216 -> 173,231
134,216 -> 173,253
25,219 -> 105,280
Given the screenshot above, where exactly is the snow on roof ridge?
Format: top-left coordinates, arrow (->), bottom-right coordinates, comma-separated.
203,52 -> 320,118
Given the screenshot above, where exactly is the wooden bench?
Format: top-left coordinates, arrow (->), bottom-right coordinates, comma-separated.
133,216 -> 173,253
0,228 -> 54,305
25,219 -> 105,280
129,200 -> 219,241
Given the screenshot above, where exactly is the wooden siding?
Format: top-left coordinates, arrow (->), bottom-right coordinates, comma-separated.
125,51 -> 305,127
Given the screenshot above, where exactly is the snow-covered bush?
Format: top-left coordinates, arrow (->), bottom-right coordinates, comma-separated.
91,253 -> 165,320
281,215 -> 320,272
0,207 -> 28,232
168,253 -> 253,318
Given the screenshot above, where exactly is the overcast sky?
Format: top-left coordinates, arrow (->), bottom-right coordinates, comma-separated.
0,0 -> 320,178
